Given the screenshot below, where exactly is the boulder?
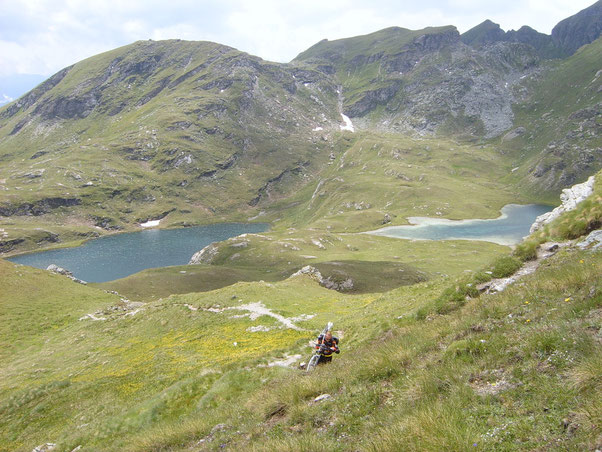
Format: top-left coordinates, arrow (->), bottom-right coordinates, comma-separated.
189,243 -> 219,264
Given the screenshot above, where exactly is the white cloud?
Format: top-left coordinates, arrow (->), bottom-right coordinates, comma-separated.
0,0 -> 598,77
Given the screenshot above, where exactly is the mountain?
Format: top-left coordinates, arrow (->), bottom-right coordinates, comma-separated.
0,4 -> 601,254
552,0 -> 602,54
0,73 -> 47,106
461,2 -> 602,57
294,25 -> 540,137
461,20 -> 565,59
0,40 -> 341,239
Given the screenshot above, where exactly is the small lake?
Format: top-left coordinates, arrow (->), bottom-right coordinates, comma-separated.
366,204 -> 553,245
7,223 -> 268,283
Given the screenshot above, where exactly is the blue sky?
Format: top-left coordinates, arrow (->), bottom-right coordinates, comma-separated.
0,0 -> 597,79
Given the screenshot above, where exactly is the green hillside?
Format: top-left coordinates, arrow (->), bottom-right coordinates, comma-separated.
1,172 -> 600,451
0,4 -> 601,450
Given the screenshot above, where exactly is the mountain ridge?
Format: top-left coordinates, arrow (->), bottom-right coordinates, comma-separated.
0,4 -> 600,254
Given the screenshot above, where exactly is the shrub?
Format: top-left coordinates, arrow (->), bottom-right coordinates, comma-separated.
490,255 -> 522,278
514,239 -> 540,261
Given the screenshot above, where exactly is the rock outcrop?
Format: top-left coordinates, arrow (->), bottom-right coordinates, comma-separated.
47,264 -> 87,284
189,243 -> 219,264
577,229 -> 602,250
530,175 -> 596,233
290,265 -> 354,291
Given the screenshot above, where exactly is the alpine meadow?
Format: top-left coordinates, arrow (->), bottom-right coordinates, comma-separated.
1,1 -> 601,451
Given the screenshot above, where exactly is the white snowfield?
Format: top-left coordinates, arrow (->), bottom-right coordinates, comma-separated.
340,114 -> 355,132
140,219 -> 161,228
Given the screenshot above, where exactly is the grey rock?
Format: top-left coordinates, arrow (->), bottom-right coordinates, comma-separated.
502,127 -> 526,142
47,264 -> 74,277
383,213 -> 392,224
189,243 -> 219,264
31,444 -> 56,452
576,229 -> 602,251
47,264 -> 87,285
314,393 -> 333,402
551,1 -> 602,55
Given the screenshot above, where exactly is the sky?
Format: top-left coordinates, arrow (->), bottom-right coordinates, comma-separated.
0,0 -> 597,79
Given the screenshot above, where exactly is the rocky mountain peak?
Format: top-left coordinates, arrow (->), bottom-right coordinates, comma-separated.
551,0 -> 602,54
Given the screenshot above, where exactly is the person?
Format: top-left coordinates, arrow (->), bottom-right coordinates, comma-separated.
315,330 -> 340,364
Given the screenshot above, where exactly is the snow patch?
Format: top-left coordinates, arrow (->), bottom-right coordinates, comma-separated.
140,219 -> 161,228
312,126 -> 324,132
340,114 -> 354,132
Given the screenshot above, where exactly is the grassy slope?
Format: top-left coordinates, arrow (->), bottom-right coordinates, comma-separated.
97,130 -> 517,301
501,36 -> 602,199
0,39 -> 339,253
1,169 -> 600,450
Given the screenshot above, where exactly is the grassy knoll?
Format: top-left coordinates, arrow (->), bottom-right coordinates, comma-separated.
97,231 -> 508,301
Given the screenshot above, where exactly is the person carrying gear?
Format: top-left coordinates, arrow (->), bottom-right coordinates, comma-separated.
315,330 -> 340,364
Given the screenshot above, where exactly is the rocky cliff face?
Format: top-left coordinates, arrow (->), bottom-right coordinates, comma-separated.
530,175 -> 596,232
461,2 -> 602,58
296,26 -> 539,138
552,0 -> 602,54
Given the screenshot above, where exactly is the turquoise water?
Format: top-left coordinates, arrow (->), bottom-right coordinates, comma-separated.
7,223 -> 268,283
367,204 -> 553,245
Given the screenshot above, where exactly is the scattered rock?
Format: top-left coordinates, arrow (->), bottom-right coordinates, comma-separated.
314,394 -> 333,402
211,424 -> 228,434
32,443 -> 56,452
290,265 -> 354,291
47,264 -> 87,284
470,369 -> 516,396
477,242 -> 567,294
383,213 -> 392,224
263,353 -> 303,367
502,127 -> 526,142
311,239 -> 326,250
20,169 -> 46,179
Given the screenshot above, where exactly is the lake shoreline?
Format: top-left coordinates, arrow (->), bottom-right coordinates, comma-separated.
365,203 -> 555,246
1,220 -> 272,259
6,222 -> 270,282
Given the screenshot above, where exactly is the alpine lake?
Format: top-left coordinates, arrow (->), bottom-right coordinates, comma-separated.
8,204 -> 553,283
